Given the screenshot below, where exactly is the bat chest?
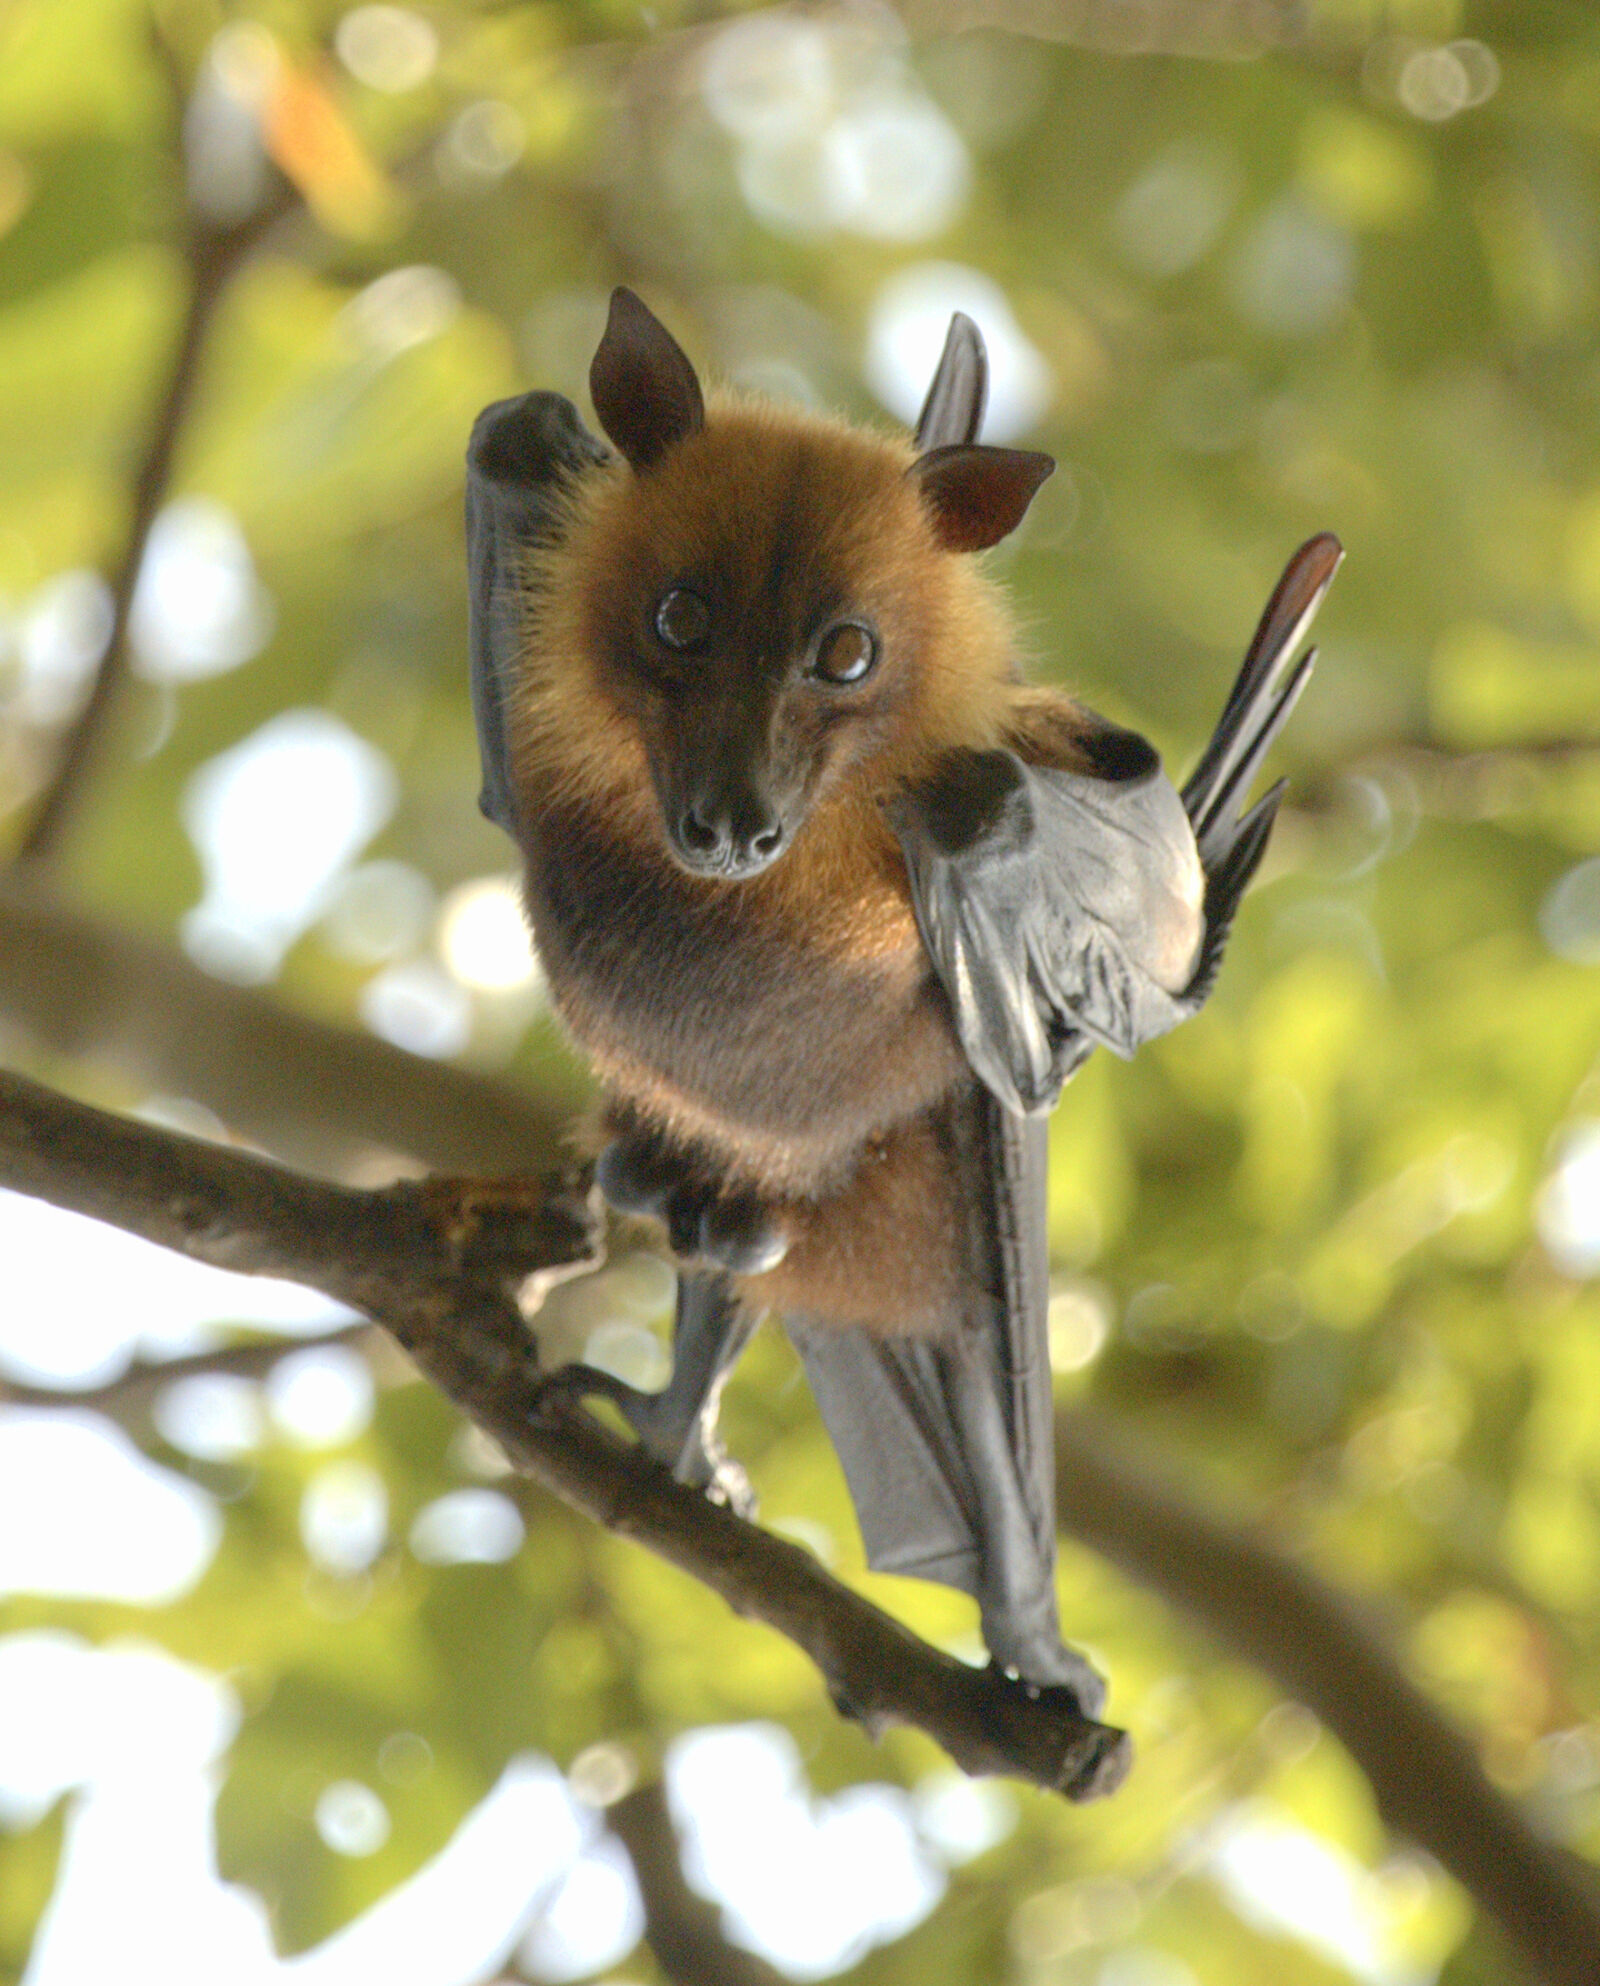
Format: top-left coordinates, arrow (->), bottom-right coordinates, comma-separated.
520,800 -> 964,1187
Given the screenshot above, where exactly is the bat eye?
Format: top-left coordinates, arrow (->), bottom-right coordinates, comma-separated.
655,586 -> 710,651
814,622 -> 877,685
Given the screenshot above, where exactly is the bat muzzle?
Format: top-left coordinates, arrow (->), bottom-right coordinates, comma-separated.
668,791 -> 790,880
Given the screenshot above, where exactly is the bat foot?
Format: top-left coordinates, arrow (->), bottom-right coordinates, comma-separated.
595,1134 -> 685,1217
538,1358 -> 683,1459
978,1577 -> 1108,1717
698,1190 -> 788,1274
537,1360 -> 759,1520
597,1134 -> 789,1274
982,1640 -> 1107,1721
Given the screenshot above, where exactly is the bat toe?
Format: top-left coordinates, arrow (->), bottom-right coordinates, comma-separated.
699,1191 -> 790,1274
597,1134 -> 787,1274
596,1134 -> 681,1218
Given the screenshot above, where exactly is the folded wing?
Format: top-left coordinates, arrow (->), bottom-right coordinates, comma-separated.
889,533 -> 1341,1119
465,391 -> 610,833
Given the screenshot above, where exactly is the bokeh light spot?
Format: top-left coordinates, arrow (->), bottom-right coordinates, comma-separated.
316,1778 -> 392,1856
409,1489 -> 525,1566
359,958 -> 474,1057
182,709 -> 398,984
267,1343 -> 374,1449
301,1460 -> 388,1574
154,1373 -> 265,1462
438,875 -> 541,992
335,7 -> 438,94
130,498 -> 273,684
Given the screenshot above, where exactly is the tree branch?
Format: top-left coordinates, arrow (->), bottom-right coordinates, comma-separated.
7,1058 -> 1597,1968
0,874 -> 570,1174
0,1065 -> 1127,1800
11,116 -> 299,865
3,1006 -> 1592,1954
610,1779 -> 790,1986
1055,1412 -> 1600,1986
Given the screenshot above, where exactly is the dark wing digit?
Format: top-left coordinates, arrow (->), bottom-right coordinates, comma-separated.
1183,531 -> 1342,859
1178,532 -> 1340,1001
788,1084 -> 1106,1709
465,392 -> 611,832
890,535 -> 1340,1118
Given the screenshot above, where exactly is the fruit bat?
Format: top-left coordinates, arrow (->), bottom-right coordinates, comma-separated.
466,288 -> 1339,1712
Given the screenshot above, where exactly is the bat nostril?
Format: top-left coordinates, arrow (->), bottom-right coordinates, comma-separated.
749,819 -> 784,860
678,803 -> 724,859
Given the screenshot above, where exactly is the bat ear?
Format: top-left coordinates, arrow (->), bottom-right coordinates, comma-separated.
909,444 -> 1055,553
589,287 -> 706,471
913,313 -> 988,452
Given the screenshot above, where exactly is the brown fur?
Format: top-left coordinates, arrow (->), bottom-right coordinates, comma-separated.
741,1110 -> 971,1334
505,394 -> 1101,1333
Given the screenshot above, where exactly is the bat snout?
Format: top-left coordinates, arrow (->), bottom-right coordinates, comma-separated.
669,787 -> 790,880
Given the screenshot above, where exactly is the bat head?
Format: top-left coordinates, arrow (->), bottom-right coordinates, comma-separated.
550,291 -> 1054,881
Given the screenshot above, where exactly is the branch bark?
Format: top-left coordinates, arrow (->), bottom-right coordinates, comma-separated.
1055,1413 -> 1600,1986
0,1065 -> 1127,1801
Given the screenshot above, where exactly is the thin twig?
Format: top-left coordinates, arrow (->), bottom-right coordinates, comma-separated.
0,1324 -> 377,1428
0,1066 -> 1127,1799
12,173 -> 297,864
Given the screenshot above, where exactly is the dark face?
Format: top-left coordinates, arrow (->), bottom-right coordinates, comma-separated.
582,430 -> 925,881
628,584 -> 884,879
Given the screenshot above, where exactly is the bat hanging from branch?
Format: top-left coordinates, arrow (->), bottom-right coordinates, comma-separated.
466,287 -> 1339,1719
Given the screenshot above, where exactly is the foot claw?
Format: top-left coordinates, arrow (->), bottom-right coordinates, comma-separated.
702,1450 -> 758,1519
540,1361 -> 753,1517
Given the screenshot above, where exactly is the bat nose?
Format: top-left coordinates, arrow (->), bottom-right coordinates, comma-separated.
676,793 -> 788,877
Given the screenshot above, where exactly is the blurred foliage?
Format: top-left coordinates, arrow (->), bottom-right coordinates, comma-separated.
5,1 -> 1600,1982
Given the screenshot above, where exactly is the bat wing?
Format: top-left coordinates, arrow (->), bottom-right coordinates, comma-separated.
465,391 -> 610,832
792,537 -> 1339,1694
788,1084 -> 1104,1705
889,534 -> 1340,1119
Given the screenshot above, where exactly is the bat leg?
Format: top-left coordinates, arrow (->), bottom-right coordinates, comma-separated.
598,1131 -> 789,1274
546,1270 -> 761,1514
943,1338 -> 1107,1713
